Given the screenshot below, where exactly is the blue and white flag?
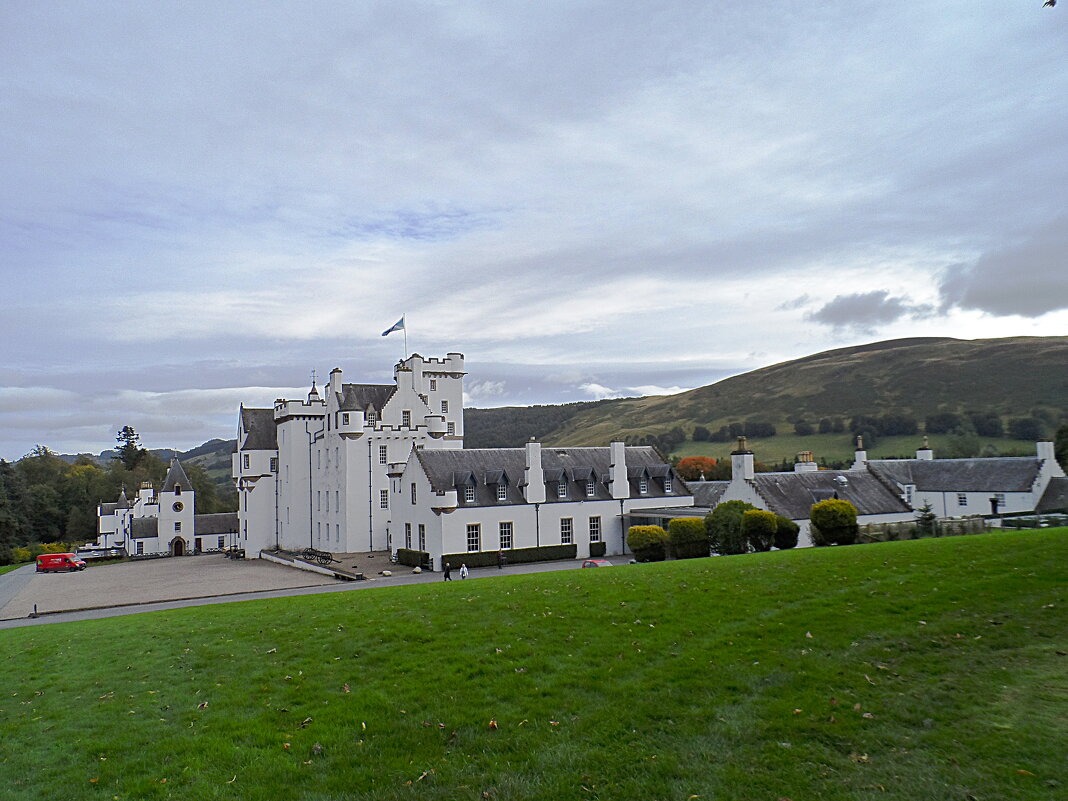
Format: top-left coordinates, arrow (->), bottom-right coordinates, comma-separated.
381,316 -> 405,337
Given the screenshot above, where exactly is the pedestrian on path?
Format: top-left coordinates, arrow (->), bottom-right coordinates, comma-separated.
459,563 -> 469,580
443,562 -> 452,581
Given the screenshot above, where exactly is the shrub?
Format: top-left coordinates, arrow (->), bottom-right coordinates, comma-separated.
741,510 -> 777,552
810,499 -> 859,546
667,518 -> 708,559
793,420 -> 814,436
773,516 -> 800,550
692,426 -> 711,442
396,548 -> 430,567
1008,417 -> 1045,441
589,541 -> 606,558
12,546 -> 32,564
627,525 -> 668,562
442,544 -> 577,569
705,500 -> 756,555
925,412 -> 963,435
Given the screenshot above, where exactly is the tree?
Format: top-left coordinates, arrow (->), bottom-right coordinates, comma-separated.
674,456 -> 718,481
1055,424 -> 1068,472
627,525 -> 668,562
968,412 -> 1003,438
667,517 -> 708,559
705,500 -> 756,555
793,420 -> 814,436
1008,417 -> 1045,441
115,426 -> 147,470
741,509 -> 777,552
692,426 -> 712,442
925,412 -> 963,435
810,499 -> 858,546
915,502 -> 938,538
774,516 -> 800,550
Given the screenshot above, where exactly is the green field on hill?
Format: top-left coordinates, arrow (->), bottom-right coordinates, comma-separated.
3,531 -> 1066,800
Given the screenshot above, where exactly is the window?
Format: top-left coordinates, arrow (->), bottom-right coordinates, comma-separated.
441,400 -> 449,414
317,490 -> 321,511
402,410 -> 412,427
411,483 -> 417,504
342,413 -> 350,425
174,522 -> 182,532
380,489 -> 389,509
499,521 -> 513,549
639,478 -> 648,494
497,483 -> 507,502
905,486 -> 914,505
464,485 -> 476,503
325,449 -> 330,468
664,477 -> 673,493
589,516 -> 601,542
325,493 -> 329,513
366,410 -> 378,426
317,450 -> 321,469
430,379 -> 437,391
136,541 -> 144,555
335,447 -> 339,467
243,453 -> 250,469
270,457 -> 278,473
560,518 -> 573,544
957,493 -> 967,507
218,536 -> 225,549
405,523 -> 412,549
335,490 -> 339,510
557,480 -> 568,499
418,523 -> 426,551
467,523 -> 481,552
174,484 -> 182,495
585,480 -> 595,498
447,422 -> 455,435
336,524 -> 340,542
379,445 -> 388,465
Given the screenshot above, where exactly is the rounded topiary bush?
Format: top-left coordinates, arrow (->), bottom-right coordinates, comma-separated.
667,517 -> 708,559
705,500 -> 757,555
810,498 -> 859,546
741,509 -> 778,552
774,515 -> 800,550
627,525 -> 668,562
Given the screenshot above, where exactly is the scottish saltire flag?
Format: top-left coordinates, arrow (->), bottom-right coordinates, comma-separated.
381,316 -> 405,337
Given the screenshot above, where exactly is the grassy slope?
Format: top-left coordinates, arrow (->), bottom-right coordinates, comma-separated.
538,335 -> 1068,446
3,531 -> 1066,801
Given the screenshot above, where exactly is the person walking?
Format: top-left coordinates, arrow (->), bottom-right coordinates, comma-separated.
459,563 -> 469,580
443,562 -> 452,581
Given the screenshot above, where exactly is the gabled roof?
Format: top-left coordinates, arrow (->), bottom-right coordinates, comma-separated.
162,459 -> 191,492
686,481 -> 729,508
750,469 -> 911,521
1037,476 -> 1068,514
131,517 -> 159,539
337,383 -> 396,412
240,406 -> 278,451
867,457 -> 1043,493
194,512 -> 239,535
413,446 -> 688,506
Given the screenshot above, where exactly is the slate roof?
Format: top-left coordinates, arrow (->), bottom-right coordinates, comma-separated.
240,406 -> 278,451
194,512 -> 239,535
131,517 -> 159,539
337,383 -> 396,413
866,457 -> 1043,493
162,459 -> 192,492
99,502 -> 118,515
686,481 -> 729,509
750,470 -> 911,521
1037,477 -> 1068,513
414,446 -> 689,506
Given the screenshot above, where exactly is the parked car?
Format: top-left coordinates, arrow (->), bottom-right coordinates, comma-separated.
35,553 -> 87,573
581,559 -> 613,568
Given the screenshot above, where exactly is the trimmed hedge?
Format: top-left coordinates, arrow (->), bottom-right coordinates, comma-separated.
774,516 -> 800,550
590,541 -> 607,557
627,525 -> 668,562
705,501 -> 757,555
441,544 -> 577,569
741,509 -> 778,552
667,518 -> 708,559
810,498 -> 859,546
396,548 -> 431,567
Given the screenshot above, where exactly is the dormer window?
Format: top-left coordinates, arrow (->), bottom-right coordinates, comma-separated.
342,413 -> 350,425
557,480 -> 568,499
497,483 -> 507,502
638,478 -> 648,494
463,486 -> 475,503
402,410 -> 412,428
585,480 -> 595,498
243,454 -> 250,470
664,477 -> 673,493
174,485 -> 182,495
366,410 -> 378,426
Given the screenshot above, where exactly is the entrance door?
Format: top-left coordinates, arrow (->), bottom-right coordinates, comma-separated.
171,537 -> 186,556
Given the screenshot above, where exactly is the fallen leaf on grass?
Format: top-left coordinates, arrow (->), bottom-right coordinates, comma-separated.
1017,769 -> 1035,776
849,753 -> 870,763
312,743 -> 323,755
283,743 -> 291,750
266,648 -> 277,653
862,712 -> 875,719
196,702 -> 208,710
793,709 -> 803,715
864,674 -> 875,685
342,684 -> 350,693
488,719 -> 498,729
300,717 -> 313,728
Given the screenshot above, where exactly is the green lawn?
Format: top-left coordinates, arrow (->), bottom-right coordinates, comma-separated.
2,531 -> 1066,800
0,563 -> 27,576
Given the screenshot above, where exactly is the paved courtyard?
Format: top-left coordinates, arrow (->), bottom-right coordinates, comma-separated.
0,554 -> 339,620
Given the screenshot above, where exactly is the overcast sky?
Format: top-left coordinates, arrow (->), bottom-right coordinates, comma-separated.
2,1 -> 1066,460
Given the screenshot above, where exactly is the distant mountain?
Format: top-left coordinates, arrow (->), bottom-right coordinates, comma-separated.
464,336 -> 1068,447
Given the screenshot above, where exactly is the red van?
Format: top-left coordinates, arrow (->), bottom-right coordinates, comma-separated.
36,553 -> 87,573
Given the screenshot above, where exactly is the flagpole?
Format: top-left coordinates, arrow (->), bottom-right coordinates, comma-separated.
403,315 -> 408,359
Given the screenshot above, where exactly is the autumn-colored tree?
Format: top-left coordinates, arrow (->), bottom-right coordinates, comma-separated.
674,456 -> 718,481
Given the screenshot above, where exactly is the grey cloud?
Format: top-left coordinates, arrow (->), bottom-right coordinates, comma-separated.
806,291 -> 933,332
939,219 -> 1068,317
